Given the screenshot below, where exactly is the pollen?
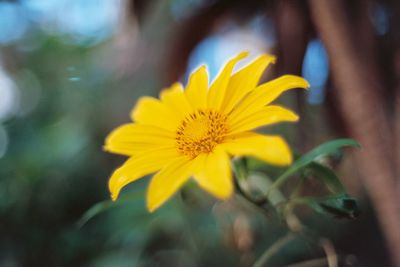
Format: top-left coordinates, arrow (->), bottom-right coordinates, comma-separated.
176,109 -> 228,158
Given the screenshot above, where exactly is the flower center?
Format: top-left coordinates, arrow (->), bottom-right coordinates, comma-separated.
176,109 -> 228,158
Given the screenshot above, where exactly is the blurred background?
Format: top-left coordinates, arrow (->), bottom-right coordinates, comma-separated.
0,0 -> 399,266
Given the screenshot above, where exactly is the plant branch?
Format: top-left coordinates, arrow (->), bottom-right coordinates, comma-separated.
282,258 -> 328,267
320,238 -> 338,267
252,233 -> 296,267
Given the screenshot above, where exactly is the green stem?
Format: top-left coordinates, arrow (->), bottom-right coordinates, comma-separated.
282,258 -> 328,267
234,176 -> 270,217
265,171 -> 293,198
252,233 -> 296,267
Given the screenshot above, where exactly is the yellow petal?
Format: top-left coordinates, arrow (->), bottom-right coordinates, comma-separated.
228,105 -> 299,135
221,132 -> 292,166
193,148 -> 233,199
221,54 -> 276,113
109,147 -> 179,200
160,82 -> 193,121
229,75 -> 309,122
104,123 -> 175,156
207,51 -> 248,109
147,156 -> 197,212
130,96 -> 180,131
185,65 -> 209,109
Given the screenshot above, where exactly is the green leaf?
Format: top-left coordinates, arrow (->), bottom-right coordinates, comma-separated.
305,162 -> 346,194
232,157 -> 250,185
292,194 -> 360,219
76,191 -> 144,228
267,138 -> 360,194
76,200 -> 115,228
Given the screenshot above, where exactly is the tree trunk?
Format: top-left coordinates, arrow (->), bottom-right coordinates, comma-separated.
309,0 -> 400,266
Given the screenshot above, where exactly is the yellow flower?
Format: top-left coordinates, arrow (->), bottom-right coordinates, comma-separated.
104,51 -> 309,212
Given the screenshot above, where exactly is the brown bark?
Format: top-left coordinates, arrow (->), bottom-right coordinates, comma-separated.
395,51 -> 400,195
309,0 -> 400,266
274,0 -> 310,150
394,1 -> 400,185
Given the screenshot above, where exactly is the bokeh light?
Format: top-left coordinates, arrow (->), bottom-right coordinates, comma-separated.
302,39 -> 329,105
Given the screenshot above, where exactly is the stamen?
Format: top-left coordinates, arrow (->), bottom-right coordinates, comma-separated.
176,109 -> 228,158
